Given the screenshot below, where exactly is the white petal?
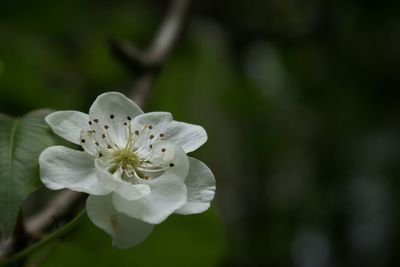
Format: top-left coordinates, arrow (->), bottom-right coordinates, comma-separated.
131,112 -> 207,153
113,173 -> 187,224
175,157 -> 216,215
39,146 -> 110,195
95,159 -> 150,201
86,195 -> 154,248
80,129 -> 99,156
89,92 -> 144,147
142,141 -> 190,180
45,111 -> 89,145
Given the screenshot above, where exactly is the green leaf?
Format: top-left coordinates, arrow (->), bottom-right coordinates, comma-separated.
0,109 -> 63,238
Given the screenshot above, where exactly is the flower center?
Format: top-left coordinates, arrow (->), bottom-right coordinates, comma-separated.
82,114 -> 175,181
109,149 -> 139,175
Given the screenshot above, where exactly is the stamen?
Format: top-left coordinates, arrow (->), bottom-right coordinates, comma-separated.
94,119 -> 99,123
135,130 -> 139,135
81,139 -> 86,143
102,134 -> 106,139
107,144 -> 112,149
169,163 -> 175,167
160,133 -> 164,137
104,125 -> 109,129
161,148 -> 166,152
148,125 -> 153,129
110,114 -> 115,119
123,122 -> 127,126
99,152 -> 103,157
150,135 -> 154,139
89,121 -> 92,125
127,116 -> 131,121
136,165 -> 166,172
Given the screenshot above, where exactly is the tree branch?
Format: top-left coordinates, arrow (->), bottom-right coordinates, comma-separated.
26,190 -> 83,235
111,0 -> 191,108
0,210 -> 29,260
0,0 -> 191,261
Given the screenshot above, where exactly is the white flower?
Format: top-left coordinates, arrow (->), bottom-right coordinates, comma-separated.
39,92 -> 216,248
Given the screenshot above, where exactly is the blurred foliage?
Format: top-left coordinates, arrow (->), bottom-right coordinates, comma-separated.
1,0 -> 400,266
27,210 -> 224,267
0,61 -> 4,78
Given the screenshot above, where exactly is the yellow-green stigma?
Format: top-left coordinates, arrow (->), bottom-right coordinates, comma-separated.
109,149 -> 139,175
108,126 -> 138,174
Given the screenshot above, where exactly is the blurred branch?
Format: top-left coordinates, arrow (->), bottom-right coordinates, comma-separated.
0,0 -> 191,262
26,190 -> 83,235
110,0 -> 191,108
0,210 -> 29,260
6,211 -> 86,267
0,191 -> 83,262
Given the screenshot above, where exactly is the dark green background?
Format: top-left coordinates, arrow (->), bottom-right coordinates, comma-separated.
1,0 -> 400,266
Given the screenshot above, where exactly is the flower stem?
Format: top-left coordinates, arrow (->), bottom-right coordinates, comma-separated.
1,211 -> 86,267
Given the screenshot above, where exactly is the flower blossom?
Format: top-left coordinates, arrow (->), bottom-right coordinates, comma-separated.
39,92 -> 215,248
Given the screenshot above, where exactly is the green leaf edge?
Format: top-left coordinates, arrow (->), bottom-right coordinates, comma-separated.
0,109 -> 58,238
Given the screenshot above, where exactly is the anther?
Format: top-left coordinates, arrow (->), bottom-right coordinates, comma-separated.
161,148 -> 166,152
89,121 -> 92,125
149,144 -> 153,149
102,134 -> 106,139
95,142 -> 99,146
104,125 -> 109,129
94,119 -> 99,123
110,114 -> 115,119
169,163 -> 175,167
150,135 -> 154,139
148,125 -> 153,129
160,133 -> 164,137
123,122 -> 127,126
127,116 -> 131,121
107,144 -> 112,149
81,139 -> 86,143
135,130 -> 139,135
99,152 -> 103,157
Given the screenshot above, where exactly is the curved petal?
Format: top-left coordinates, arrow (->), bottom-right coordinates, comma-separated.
138,141 -> 189,181
113,173 -> 187,224
89,92 -> 144,147
39,146 -> 110,195
86,195 -> 154,248
175,157 -> 216,215
95,159 -> 150,201
131,112 -> 207,153
45,110 -> 89,144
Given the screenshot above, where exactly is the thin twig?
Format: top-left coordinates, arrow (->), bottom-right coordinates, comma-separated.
26,190 -> 83,235
0,191 -> 83,261
111,0 -> 191,108
5,212 -> 86,267
0,210 -> 29,260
